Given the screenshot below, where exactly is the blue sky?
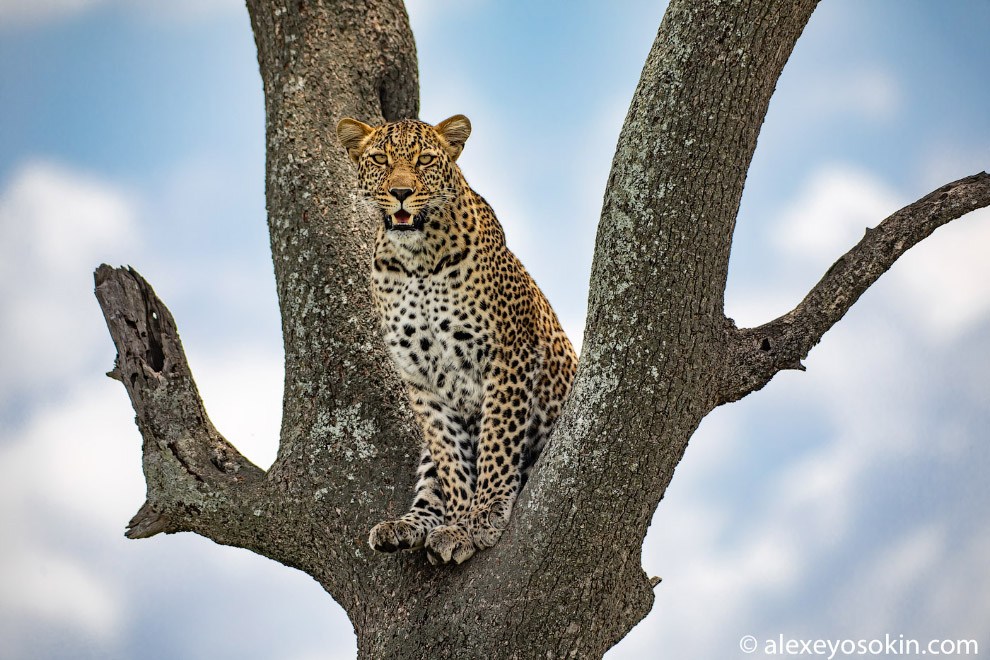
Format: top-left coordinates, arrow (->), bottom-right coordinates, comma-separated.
1,1 -> 988,658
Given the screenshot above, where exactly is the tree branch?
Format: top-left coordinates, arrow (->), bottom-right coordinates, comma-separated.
722,171 -> 990,403
94,265 -> 265,540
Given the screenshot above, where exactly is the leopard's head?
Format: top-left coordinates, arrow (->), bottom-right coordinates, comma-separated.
336,115 -> 471,233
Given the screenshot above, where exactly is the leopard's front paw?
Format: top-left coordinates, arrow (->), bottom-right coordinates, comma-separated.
467,496 -> 513,549
425,524 -> 476,565
369,519 -> 426,553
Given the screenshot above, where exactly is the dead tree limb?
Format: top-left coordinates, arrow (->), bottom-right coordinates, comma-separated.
722,171 -> 990,404
94,265 -> 264,544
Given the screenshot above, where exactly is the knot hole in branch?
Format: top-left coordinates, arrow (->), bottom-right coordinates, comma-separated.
142,300 -> 166,373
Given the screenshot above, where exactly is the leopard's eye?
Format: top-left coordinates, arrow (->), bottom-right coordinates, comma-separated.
417,154 -> 436,167
370,153 -> 388,165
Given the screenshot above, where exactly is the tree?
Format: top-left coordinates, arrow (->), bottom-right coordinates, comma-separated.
94,0 -> 990,657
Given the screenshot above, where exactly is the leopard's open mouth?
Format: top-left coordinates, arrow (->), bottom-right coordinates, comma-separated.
385,209 -> 425,232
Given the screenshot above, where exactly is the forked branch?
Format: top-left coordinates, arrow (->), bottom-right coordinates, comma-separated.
722,171 -> 990,403
94,265 -> 265,539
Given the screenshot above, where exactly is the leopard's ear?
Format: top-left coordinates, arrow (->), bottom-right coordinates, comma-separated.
336,118 -> 374,163
434,114 -> 471,161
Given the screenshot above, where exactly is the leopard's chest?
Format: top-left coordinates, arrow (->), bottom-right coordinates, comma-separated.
373,269 -> 489,413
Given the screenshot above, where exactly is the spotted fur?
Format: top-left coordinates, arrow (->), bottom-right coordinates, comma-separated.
337,114 -> 577,564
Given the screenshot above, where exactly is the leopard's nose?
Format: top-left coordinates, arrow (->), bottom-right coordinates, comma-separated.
389,188 -> 413,202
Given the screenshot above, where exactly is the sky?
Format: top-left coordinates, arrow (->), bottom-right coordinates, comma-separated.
0,0 -> 988,658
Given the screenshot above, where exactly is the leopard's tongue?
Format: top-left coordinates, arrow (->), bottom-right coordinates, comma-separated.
394,210 -> 412,225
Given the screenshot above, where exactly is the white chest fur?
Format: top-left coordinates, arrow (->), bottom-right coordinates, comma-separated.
373,270 -> 488,416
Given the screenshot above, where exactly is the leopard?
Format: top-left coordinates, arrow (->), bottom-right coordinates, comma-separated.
336,114 -> 577,564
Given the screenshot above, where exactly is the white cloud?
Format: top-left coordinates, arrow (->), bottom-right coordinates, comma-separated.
833,525 -> 944,635
0,383 -> 138,642
2,384 -> 146,527
796,65 -> 902,123
825,524 -> 990,643
728,165 -> 903,327
835,67 -> 902,121
915,143 -> 990,192
0,378 -> 348,657
774,164 -> 902,263
0,349 -> 292,653
189,344 -> 284,470
0,161 -> 137,647
743,165 -> 990,342
0,160 -> 136,280
928,529 -> 990,640
0,160 -> 139,406
886,207 -> 990,342
0,547 -> 121,640
0,156 -> 294,653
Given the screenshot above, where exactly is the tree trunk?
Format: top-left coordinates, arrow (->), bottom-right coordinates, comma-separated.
94,0 -> 990,658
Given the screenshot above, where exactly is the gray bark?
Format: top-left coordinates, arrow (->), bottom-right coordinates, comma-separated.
94,0 -> 990,658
